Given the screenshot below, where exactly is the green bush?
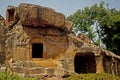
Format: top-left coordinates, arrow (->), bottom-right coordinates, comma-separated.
0,72 -> 37,80
67,73 -> 120,80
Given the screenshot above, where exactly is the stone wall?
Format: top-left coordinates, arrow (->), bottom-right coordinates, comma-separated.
8,25 -> 68,61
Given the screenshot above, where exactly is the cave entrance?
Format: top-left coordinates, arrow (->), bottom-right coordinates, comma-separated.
74,52 -> 96,73
32,43 -> 43,58
8,9 -> 15,22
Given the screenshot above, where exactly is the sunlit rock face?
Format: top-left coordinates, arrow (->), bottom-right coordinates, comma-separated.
6,3 -> 73,31
18,3 -> 65,28
5,3 -> 73,79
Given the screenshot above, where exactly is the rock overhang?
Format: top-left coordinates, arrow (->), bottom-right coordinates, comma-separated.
6,3 -> 73,32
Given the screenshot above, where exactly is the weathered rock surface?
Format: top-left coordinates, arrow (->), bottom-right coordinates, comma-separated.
0,15 -> 6,65
0,15 -> 4,20
6,3 -> 73,32
5,5 -> 17,28
77,33 -> 91,44
18,3 -> 65,28
64,21 -> 73,32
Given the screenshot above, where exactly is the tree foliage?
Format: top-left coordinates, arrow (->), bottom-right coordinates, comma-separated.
67,1 -> 120,55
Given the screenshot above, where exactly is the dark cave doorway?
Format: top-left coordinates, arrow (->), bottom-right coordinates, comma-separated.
32,43 -> 43,58
74,52 -> 96,73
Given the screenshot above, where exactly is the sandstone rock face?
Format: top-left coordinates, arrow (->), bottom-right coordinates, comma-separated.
5,3 -> 70,79
4,3 -> 120,79
0,15 -> 6,65
6,3 -> 73,32
0,15 -> 4,20
5,5 -> 17,28
77,33 -> 91,44
64,21 -> 73,32
18,3 -> 65,28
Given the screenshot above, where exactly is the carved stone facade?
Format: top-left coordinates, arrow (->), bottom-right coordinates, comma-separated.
0,3 -> 120,80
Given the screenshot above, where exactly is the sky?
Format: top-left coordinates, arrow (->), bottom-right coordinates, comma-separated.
0,0 -> 120,18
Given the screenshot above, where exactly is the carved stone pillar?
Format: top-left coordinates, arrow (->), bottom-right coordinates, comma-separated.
95,56 -> 104,73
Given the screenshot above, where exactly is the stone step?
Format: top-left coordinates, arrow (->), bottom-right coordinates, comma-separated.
25,74 -> 61,80
25,67 -> 46,75
13,66 -> 26,73
11,61 -> 36,67
12,60 -> 57,68
25,74 -> 48,79
12,66 -> 69,79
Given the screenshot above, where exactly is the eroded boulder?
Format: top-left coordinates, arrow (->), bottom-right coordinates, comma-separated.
18,3 -> 65,28
6,3 -> 73,32
77,33 -> 91,44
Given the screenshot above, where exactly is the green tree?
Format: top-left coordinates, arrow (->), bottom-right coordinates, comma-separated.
67,1 -> 120,55
67,7 -> 97,44
99,8 -> 120,55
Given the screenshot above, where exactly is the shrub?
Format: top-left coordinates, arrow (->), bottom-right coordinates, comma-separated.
0,72 -> 37,80
67,73 -> 120,80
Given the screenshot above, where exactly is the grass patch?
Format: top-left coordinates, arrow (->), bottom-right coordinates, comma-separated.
0,72 -> 37,80
67,73 -> 120,80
